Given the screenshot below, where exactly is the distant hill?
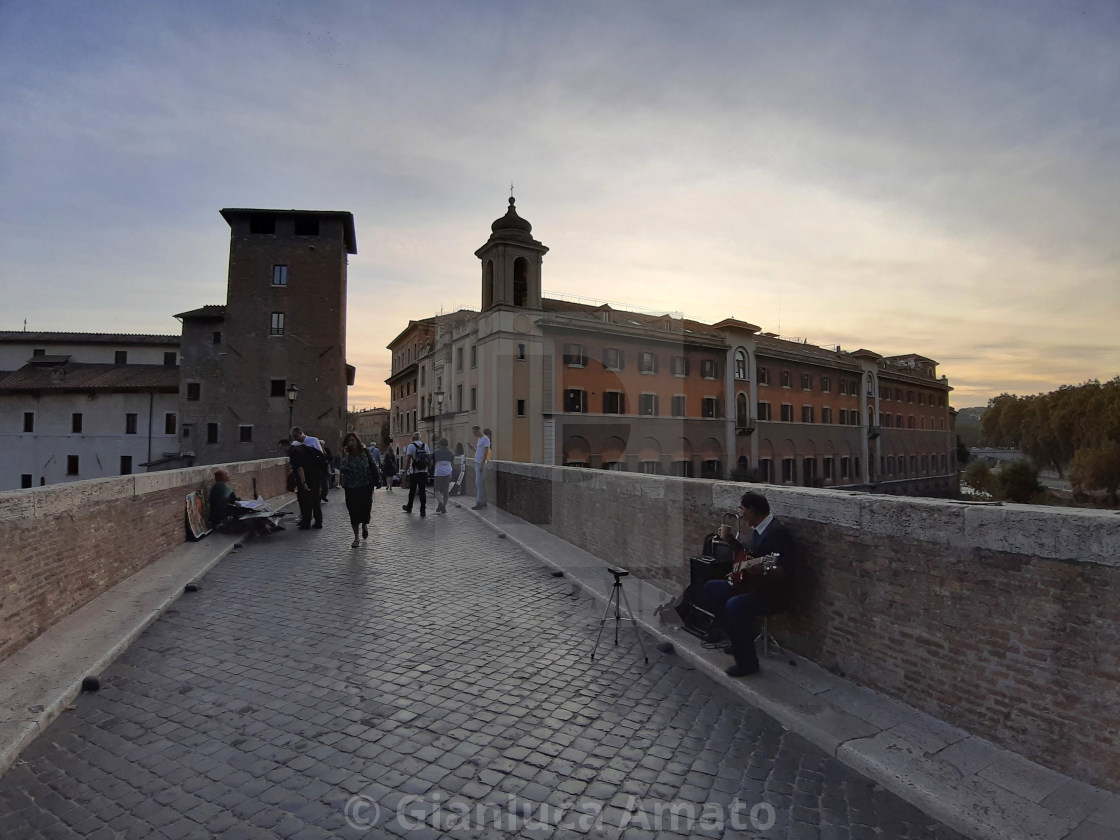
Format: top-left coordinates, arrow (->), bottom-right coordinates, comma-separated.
956,406 -> 985,447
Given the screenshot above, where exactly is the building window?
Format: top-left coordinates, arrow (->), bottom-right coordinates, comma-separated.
182,425 -> 191,439
21,474 -> 32,489
803,458 -> 817,486
778,370 -> 790,388
639,393 -> 659,416
471,387 -> 477,411
269,312 -> 285,336
919,393 -> 926,405
639,461 -> 662,474
420,366 -> 425,387
457,384 -> 463,411
67,455 -> 79,475
23,412 -> 34,433
734,349 -> 748,380
72,413 -> 83,433
120,456 -> 132,475
908,415 -> 916,429
294,217 -> 319,236
781,458 -> 795,484
780,403 -> 793,422
701,460 -> 721,479
564,389 -> 588,413
603,391 -> 626,414
671,395 -> 686,417
212,331 -> 222,345
841,456 -> 851,480
125,413 -> 138,435
638,352 -> 658,374
115,350 -> 128,364
821,376 -> 830,393
735,393 -> 748,427
801,405 -> 814,423
239,425 -> 253,442
671,356 -> 689,377
603,347 -> 623,371
758,458 -> 773,483
187,382 -> 201,401
471,345 -> 477,368
563,343 -> 587,367
163,351 -> 177,366
867,376 -> 875,395
516,399 -> 526,417
273,265 -> 288,286
801,373 -> 812,390
822,407 -> 832,424
270,379 -> 286,397
839,379 -> 848,396
33,348 -> 45,356
757,401 -> 771,421
165,413 -> 177,435
758,366 -> 769,385
670,460 -> 693,478
455,347 -> 464,371
207,423 -> 219,444
823,457 -> 834,481
701,359 -> 717,379
517,343 -> 526,360
249,215 -> 275,234
702,397 -> 719,418
838,409 -> 847,424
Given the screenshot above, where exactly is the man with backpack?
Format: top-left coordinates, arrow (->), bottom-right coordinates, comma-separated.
401,432 -> 430,517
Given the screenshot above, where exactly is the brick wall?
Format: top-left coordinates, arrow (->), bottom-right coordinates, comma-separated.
0,459 -> 288,663
494,461 -> 1120,794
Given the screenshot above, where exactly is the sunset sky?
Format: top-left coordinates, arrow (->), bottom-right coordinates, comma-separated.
2,0 -> 1117,409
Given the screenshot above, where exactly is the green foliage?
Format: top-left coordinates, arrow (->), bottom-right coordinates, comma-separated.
977,377 -> 1120,480
990,459 -> 1041,503
1070,442 -> 1120,503
956,436 -> 971,465
963,460 -> 992,495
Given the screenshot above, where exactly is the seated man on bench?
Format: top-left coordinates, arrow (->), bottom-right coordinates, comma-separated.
703,491 -> 797,677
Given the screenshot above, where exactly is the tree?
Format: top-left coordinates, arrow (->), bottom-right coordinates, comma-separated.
956,436 -> 971,465
990,459 -> 1041,503
1070,442 -> 1120,504
963,460 -> 992,496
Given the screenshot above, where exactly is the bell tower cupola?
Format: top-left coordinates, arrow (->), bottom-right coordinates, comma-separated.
475,196 -> 549,311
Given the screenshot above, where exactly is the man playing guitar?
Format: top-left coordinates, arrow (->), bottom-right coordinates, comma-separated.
703,491 -> 797,677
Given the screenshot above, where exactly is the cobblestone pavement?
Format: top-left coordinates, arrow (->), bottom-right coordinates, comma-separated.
0,490 -> 968,840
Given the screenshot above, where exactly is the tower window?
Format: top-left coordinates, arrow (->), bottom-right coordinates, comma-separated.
270,312 -> 285,336
513,257 -> 529,307
294,217 -> 319,236
273,265 -> 288,286
249,215 -> 275,234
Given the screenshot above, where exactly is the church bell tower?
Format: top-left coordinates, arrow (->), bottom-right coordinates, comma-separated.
475,197 -> 549,311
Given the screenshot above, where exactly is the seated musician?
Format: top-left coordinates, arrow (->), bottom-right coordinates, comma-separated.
703,491 -> 796,677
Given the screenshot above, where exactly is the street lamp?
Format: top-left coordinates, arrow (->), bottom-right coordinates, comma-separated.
434,389 -> 445,442
287,383 -> 299,430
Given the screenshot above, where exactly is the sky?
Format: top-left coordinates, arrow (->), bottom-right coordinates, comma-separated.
2,0 -> 1118,410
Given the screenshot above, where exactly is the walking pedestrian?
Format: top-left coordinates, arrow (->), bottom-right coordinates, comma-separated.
289,426 -> 326,529
401,432 -> 430,516
382,446 -> 398,493
338,432 -> 376,547
472,425 -> 490,510
431,437 -> 455,514
369,441 -> 382,488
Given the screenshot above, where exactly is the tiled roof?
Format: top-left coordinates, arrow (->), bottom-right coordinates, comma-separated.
0,362 -> 180,393
0,331 -> 179,345
173,305 -> 226,320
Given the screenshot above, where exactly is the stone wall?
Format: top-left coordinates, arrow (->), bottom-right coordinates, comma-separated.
0,459 -> 288,663
494,461 -> 1120,794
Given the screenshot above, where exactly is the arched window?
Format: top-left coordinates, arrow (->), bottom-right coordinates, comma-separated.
483,260 -> 495,309
734,348 -> 748,380
513,257 -> 528,306
866,373 -> 875,395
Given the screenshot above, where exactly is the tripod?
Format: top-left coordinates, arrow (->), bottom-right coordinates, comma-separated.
591,567 -> 649,663
757,617 -> 795,666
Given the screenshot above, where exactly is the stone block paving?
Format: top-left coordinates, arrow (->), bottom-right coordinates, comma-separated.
0,490 -> 968,839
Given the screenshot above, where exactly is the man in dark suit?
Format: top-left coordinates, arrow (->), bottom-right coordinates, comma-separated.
703,491 -> 797,676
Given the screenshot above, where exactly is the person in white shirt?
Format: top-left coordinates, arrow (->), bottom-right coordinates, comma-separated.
472,425 -> 490,510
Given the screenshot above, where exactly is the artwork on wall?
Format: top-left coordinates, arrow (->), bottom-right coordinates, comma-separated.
186,491 -> 210,541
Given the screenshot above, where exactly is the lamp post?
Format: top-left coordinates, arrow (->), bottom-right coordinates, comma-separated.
286,383 -> 299,430
434,390 -> 445,442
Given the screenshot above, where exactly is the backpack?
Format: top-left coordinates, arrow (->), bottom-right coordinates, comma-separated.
411,442 -> 430,472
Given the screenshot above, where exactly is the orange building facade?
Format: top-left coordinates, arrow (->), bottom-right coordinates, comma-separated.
387,199 -> 957,495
